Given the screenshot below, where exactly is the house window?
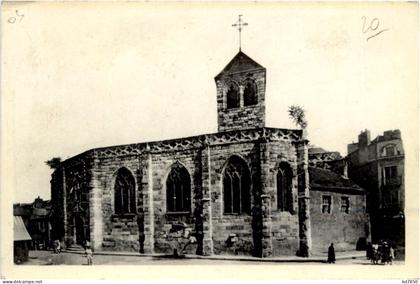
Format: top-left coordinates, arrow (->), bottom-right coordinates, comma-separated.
226,83 -> 240,109
223,156 -> 251,214
383,189 -> 399,208
322,195 -> 332,214
114,168 -> 136,214
385,145 -> 396,156
340,197 -> 350,213
391,191 -> 399,205
383,166 -> 398,185
243,80 -> 258,106
166,163 -> 191,213
277,162 -> 293,213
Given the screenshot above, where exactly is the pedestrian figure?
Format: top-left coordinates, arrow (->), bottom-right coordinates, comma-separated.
53,240 -> 58,254
85,244 -> 93,265
327,243 -> 335,263
389,246 -> 395,265
371,244 -> 380,264
366,242 -> 373,260
53,240 -> 61,254
381,242 -> 390,264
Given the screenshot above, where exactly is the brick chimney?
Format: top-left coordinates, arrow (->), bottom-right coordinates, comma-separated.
358,129 -> 371,148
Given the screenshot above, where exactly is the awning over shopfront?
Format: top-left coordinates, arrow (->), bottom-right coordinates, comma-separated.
14,216 -> 32,241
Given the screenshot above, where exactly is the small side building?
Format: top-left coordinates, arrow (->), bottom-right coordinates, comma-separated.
309,166 -> 369,254
13,197 -> 52,250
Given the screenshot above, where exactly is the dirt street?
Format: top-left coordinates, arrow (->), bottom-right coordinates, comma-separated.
22,250 -> 404,266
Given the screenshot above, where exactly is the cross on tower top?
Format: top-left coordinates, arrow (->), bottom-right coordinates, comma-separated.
232,15 -> 248,51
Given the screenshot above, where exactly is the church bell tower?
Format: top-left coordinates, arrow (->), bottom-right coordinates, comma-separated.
215,16 -> 266,132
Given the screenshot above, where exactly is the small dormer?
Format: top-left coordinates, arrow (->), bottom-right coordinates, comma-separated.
215,51 -> 266,132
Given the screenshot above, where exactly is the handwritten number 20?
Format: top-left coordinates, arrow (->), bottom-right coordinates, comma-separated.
362,16 -> 388,41
362,16 -> 379,33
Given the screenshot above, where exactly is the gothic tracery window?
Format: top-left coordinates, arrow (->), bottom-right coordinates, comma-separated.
166,163 -> 191,213
277,162 -> 293,213
114,168 -> 136,214
223,156 -> 251,214
243,80 -> 258,106
226,83 -> 240,109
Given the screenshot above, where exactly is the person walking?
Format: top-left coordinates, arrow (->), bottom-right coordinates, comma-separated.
327,243 -> 336,264
366,242 -> 373,260
85,243 -> 93,265
381,241 -> 389,264
55,240 -> 61,254
389,246 -> 395,265
53,240 -> 59,254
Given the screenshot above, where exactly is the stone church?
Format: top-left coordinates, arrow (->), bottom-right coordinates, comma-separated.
50,49 -> 368,257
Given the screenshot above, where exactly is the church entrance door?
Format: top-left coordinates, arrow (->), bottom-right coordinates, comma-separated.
74,216 -> 85,245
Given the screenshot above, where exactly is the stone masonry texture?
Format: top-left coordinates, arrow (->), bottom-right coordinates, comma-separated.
50,51 -> 367,258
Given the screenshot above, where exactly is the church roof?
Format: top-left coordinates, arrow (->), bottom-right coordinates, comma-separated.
215,51 -> 265,79
309,167 -> 365,193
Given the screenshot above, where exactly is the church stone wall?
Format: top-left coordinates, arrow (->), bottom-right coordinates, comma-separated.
151,149 -> 202,254
95,156 -> 141,252
90,148 -> 204,254
52,128 -> 310,256
206,140 -> 302,257
310,189 -> 367,254
208,142 -> 259,256
62,157 -> 92,248
264,142 -> 300,256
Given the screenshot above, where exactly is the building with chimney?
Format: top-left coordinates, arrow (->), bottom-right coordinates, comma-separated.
308,147 -> 369,253
347,129 -> 405,246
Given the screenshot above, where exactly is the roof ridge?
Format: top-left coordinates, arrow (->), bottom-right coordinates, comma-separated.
215,51 -> 265,79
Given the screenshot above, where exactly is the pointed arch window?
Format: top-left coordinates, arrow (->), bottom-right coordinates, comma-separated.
223,156 -> 251,214
166,163 -> 191,213
243,80 -> 258,106
226,83 -> 240,109
277,162 -> 293,213
114,168 -> 136,214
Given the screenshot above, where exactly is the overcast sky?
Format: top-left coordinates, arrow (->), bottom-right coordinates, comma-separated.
3,2 -> 417,203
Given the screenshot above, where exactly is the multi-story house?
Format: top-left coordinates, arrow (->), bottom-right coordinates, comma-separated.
347,129 -> 405,246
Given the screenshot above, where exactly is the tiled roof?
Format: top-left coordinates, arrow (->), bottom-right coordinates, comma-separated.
309,167 -> 364,193
308,147 -> 327,154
